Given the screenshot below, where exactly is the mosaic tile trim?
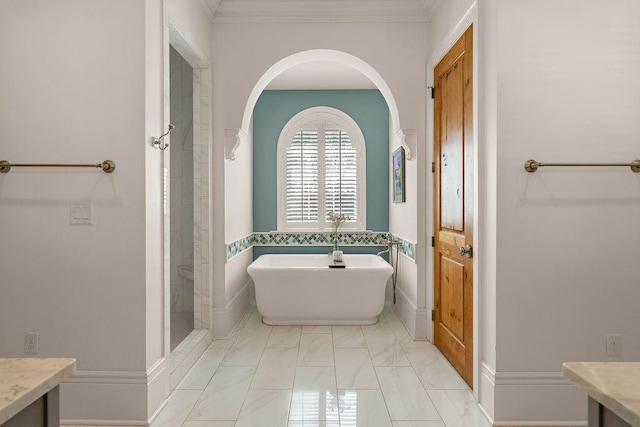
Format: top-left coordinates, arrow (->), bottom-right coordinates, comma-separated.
253,232 -> 389,247
226,232 -> 417,262
391,234 -> 416,261
226,234 -> 253,260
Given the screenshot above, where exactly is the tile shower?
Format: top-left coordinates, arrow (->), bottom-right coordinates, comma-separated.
170,45 -> 195,351
164,26 -> 214,389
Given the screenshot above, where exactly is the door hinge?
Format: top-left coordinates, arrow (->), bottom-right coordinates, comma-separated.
432,162 -> 435,173
431,309 -> 435,321
431,236 -> 435,247
428,86 -> 435,99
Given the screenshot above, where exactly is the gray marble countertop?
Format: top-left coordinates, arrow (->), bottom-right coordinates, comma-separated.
0,358 -> 75,424
563,362 -> 640,427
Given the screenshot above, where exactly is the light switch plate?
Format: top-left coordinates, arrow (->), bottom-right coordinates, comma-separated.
70,201 -> 93,225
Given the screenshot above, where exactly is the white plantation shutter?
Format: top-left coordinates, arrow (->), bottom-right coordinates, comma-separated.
277,107 -> 366,230
285,130 -> 318,222
324,129 -> 357,222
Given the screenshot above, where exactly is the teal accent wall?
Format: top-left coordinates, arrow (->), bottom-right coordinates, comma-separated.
253,90 -> 389,234
253,245 -> 388,261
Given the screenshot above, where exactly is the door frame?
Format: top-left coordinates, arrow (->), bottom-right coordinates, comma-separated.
163,18 -> 214,359
425,2 -> 479,395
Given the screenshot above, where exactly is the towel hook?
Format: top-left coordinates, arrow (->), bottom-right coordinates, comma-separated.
152,124 -> 175,150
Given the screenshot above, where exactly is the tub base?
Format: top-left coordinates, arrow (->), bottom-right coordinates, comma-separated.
262,317 -> 379,326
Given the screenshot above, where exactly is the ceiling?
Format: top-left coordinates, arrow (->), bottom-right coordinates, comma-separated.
201,0 -> 440,89
266,61 -> 377,90
203,0 -> 441,23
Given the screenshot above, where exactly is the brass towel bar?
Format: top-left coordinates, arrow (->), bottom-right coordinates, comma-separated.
525,159 -> 640,173
0,160 -> 116,174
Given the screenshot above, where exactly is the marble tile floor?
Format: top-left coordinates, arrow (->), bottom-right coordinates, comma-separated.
64,303 -> 490,427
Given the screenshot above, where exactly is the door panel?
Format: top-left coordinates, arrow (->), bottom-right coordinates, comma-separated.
440,61 -> 465,232
433,25 -> 474,388
439,255 -> 464,341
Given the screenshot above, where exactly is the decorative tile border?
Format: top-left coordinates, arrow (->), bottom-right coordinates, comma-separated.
253,231 -> 389,247
226,234 -> 254,260
391,234 -> 416,261
226,231 -> 417,262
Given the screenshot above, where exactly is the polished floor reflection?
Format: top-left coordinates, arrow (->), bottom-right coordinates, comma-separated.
150,303 -> 491,427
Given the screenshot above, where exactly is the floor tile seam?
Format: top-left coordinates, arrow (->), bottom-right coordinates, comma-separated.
213,375 -> 254,424
249,386 -> 295,390
287,363 -> 302,425
177,346 -> 231,392
174,389 -> 206,426
361,330 -> 390,424
406,346 -> 471,392
331,332 -> 339,421
251,346 -> 300,390
371,365 -> 400,425
335,387 -> 382,391
404,346 -> 447,425
224,327 -> 270,367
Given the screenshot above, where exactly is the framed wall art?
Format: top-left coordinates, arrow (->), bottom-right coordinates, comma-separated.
392,147 -> 405,203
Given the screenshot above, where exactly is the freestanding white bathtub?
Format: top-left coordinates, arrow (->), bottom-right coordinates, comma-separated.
247,254 -> 394,325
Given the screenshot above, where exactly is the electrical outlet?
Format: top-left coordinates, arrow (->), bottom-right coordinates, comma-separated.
24,332 -> 39,354
606,334 -> 621,357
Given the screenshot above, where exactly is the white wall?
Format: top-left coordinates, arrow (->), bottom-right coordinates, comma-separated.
167,0 -> 213,60
0,0 -> 213,423
145,0 -> 169,419
0,0 -> 164,423
211,21 -> 429,337
476,0 -> 498,419
492,0 -> 640,423
223,121 -> 254,335
427,0 -> 640,423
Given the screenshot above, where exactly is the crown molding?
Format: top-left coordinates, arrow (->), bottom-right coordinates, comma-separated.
201,0 -> 222,21
213,0 -> 437,23
424,0 -> 442,21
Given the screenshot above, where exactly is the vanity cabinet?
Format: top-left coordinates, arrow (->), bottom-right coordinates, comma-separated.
564,362 -> 640,427
0,358 -> 75,427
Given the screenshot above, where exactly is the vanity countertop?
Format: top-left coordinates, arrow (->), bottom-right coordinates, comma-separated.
563,362 -> 640,426
0,358 -> 75,424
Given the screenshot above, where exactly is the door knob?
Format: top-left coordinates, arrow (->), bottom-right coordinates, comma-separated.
459,244 -> 473,258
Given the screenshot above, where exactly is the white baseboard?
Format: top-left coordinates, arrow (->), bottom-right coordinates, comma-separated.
488,369 -> 587,426
146,358 -> 169,421
391,286 -> 425,338
213,279 -> 252,338
414,308 -> 429,339
61,359 -> 169,425
479,362 -> 496,422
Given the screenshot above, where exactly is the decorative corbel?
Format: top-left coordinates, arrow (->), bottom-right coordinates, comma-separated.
394,129 -> 416,160
225,128 -> 248,161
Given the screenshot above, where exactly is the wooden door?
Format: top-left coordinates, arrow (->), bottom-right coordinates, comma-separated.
433,25 -> 474,387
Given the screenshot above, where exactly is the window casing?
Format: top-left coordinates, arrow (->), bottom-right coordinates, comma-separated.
277,107 -> 366,231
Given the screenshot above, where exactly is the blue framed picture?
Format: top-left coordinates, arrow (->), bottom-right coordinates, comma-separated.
392,147 -> 405,203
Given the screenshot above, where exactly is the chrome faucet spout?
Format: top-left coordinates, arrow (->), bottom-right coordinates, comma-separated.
376,248 -> 389,257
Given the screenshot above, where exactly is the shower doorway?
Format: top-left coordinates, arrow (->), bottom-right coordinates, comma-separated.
163,20 -> 213,387
169,45 -> 195,351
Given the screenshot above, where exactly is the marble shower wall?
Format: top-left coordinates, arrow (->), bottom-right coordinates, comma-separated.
170,46 -> 194,318
164,24 -> 213,387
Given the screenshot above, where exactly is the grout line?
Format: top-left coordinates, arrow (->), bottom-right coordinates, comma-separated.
331,326 -> 340,425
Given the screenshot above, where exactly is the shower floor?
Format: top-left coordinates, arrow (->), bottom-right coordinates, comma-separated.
171,311 -> 194,351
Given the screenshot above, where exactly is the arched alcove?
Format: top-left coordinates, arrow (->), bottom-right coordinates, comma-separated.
225,49 -> 415,161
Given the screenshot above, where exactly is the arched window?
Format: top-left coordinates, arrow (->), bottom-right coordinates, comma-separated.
277,107 -> 367,231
